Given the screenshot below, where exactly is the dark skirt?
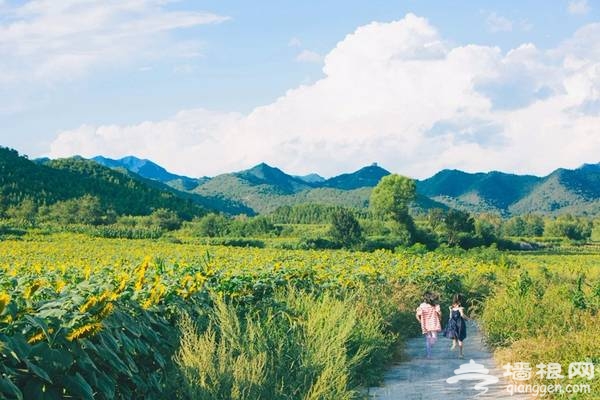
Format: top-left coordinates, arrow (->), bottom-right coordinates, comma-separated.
445,309 -> 467,341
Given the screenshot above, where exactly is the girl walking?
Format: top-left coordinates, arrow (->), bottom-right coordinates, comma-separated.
415,291 -> 442,359
446,293 -> 468,359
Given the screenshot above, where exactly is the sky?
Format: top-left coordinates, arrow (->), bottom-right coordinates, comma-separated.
1,0 -> 600,179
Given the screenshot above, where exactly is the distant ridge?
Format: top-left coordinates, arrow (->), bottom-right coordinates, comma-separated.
322,164 -> 390,190
1,147 -> 204,218
13,150 -> 598,216
294,173 -> 326,184
92,156 -> 206,191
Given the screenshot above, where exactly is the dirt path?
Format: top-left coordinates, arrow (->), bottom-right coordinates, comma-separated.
367,320 -> 529,399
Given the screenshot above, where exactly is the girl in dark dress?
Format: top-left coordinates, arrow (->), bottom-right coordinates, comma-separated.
446,293 -> 468,359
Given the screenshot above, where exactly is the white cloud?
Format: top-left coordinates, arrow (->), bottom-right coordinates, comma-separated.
295,49 -> 323,63
0,0 -> 228,83
486,12 -> 513,32
568,0 -> 590,15
49,13 -> 600,179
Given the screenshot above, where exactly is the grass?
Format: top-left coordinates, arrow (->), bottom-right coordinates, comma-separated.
480,253 -> 600,399
174,288 -> 399,400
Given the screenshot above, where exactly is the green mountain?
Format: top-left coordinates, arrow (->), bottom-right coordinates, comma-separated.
294,173 -> 325,184
509,165 -> 600,215
17,149 -> 600,217
92,155 -> 207,191
0,147 -> 204,218
417,170 -> 541,215
192,162 -> 443,214
322,164 -> 390,190
417,165 -> 600,216
192,163 -> 323,214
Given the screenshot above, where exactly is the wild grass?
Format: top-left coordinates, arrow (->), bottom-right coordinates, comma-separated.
174,288 -> 400,400
481,257 -> 600,399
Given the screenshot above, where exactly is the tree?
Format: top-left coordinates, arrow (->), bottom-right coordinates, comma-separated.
370,174 -> 416,223
198,213 -> 230,237
5,198 -> 37,226
503,215 -> 544,237
443,209 -> 475,246
329,208 -> 362,248
150,208 -> 181,231
545,214 -> 592,241
426,208 -> 445,232
522,214 -> 544,236
370,174 -> 416,242
474,213 -> 502,243
44,195 -> 106,225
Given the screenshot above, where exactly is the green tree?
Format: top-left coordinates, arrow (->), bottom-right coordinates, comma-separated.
502,216 -> 526,237
198,213 -> 230,237
369,174 -> 416,231
329,208 -> 362,248
150,208 -> 182,231
370,174 -> 416,220
426,208 -> 445,232
503,215 -> 544,237
475,213 -> 502,242
545,214 -> 592,241
5,197 -> 37,226
443,209 -> 475,246
44,195 -> 107,225
522,214 -> 544,236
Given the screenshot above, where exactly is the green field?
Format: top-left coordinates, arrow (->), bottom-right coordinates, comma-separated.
0,233 -> 598,399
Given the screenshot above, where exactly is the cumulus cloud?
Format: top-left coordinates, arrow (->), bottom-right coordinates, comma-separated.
49,13 -> 600,179
568,0 -> 590,15
0,0 -> 229,83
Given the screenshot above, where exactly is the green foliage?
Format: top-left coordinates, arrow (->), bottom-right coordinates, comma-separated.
198,214 -> 231,237
0,278 -> 197,399
5,198 -> 38,227
0,147 -> 204,222
229,216 -> 280,237
329,208 -> 363,248
91,225 -> 164,239
369,174 -> 416,222
175,290 -> 395,400
269,204 -> 366,225
150,209 -> 182,231
443,209 -> 475,246
544,214 -> 592,241
40,195 -> 114,226
207,238 -> 265,248
502,214 -> 544,237
195,214 -> 281,239
474,213 -> 502,243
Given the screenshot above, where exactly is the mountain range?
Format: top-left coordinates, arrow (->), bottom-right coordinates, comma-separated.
90,155 -> 600,217
2,146 -> 599,218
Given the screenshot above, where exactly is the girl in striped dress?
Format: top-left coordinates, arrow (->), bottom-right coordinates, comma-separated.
415,291 -> 442,359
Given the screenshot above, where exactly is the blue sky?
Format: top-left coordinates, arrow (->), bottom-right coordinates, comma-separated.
1,0 -> 600,178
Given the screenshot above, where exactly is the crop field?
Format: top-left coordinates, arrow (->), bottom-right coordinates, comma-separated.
0,234 -> 598,399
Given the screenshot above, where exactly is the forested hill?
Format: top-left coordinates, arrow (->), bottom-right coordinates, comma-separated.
187,162 -> 446,214
4,146 -> 600,217
92,155 -> 207,191
89,155 -> 600,216
0,147 -> 204,219
417,165 -> 600,216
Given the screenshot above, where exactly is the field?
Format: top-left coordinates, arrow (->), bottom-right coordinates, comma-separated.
0,233 -> 598,399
